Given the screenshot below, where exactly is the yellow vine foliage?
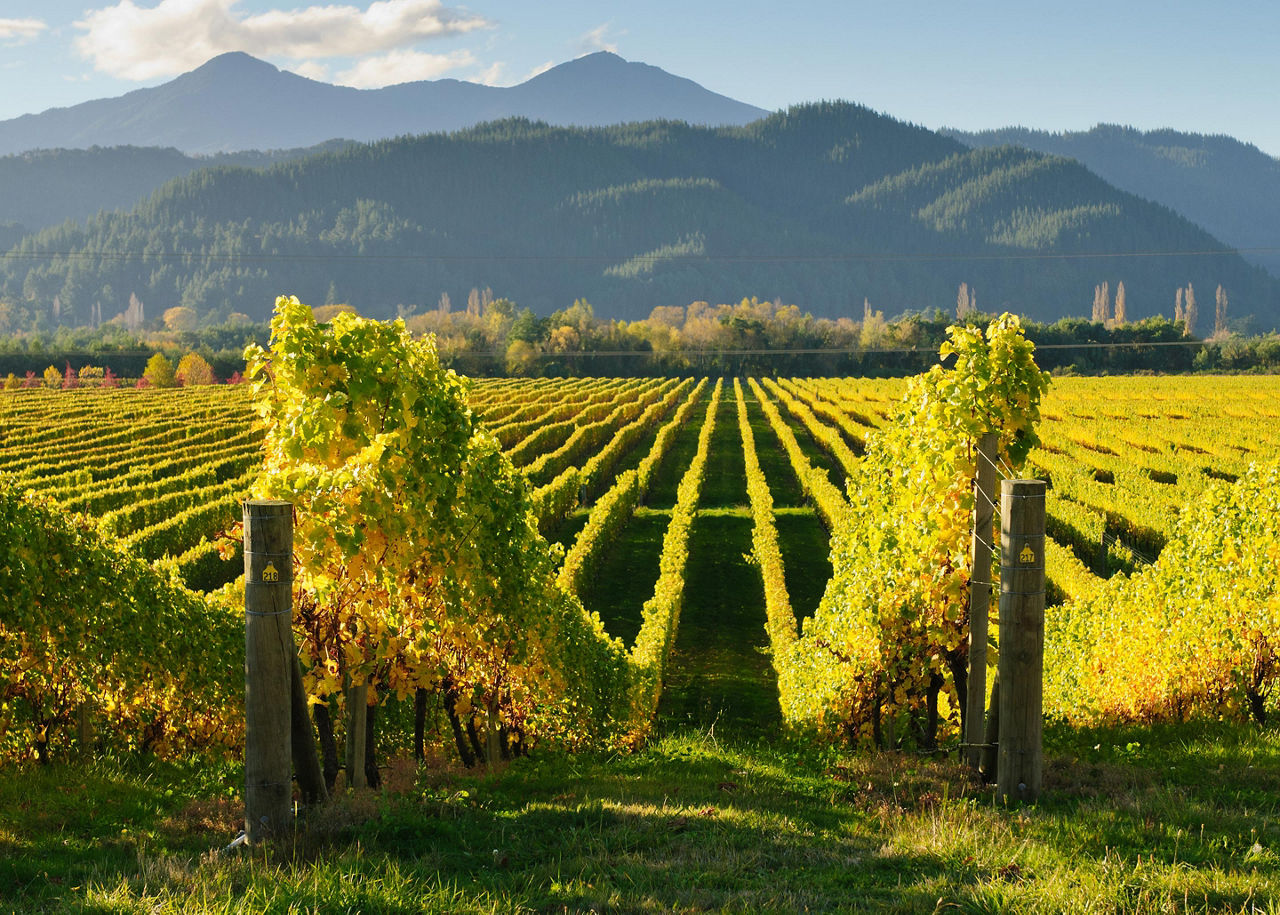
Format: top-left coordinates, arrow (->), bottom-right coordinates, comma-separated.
1046,461 -> 1280,725
780,314 -> 1050,745
0,480 -> 242,762
246,296 -> 634,747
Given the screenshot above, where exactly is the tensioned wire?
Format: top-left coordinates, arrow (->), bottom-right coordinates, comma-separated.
5,245 -> 1280,263
971,448 -> 1158,568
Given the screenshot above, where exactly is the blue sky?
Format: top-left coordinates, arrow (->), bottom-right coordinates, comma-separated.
3,0 -> 1279,155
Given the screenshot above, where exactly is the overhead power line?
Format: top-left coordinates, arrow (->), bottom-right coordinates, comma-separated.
1,246 -> 1279,265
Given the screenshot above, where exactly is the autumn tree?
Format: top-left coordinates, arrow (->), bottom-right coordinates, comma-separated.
142,353 -> 176,388
162,306 -> 198,333
860,298 -> 887,348
311,304 -> 357,322
176,352 -> 215,386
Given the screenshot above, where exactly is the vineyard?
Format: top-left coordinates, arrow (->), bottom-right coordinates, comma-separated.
3,314 -> 1279,766
3,306 -> 1280,911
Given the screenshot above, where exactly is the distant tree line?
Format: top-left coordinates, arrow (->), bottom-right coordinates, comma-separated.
404,293 -> 1280,376
0,305 -> 265,380
2,289 -> 1277,380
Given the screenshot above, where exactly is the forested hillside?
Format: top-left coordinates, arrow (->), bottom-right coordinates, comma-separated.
948,125 -> 1280,281
0,141 -> 355,232
5,104 -> 1278,328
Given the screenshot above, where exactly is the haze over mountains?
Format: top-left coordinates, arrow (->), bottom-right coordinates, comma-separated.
0,52 -> 1277,331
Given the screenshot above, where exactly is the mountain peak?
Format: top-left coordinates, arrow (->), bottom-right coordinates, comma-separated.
171,52 -> 290,95
189,51 -> 279,76
527,51 -> 656,84
0,50 -> 767,155
571,51 -> 626,65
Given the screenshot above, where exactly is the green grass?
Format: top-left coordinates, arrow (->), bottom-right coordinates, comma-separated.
643,394 -> 708,510
577,508 -> 668,648
697,393 -> 748,509
743,389 -> 806,508
657,512 -> 779,738
5,726 -> 1280,912
775,508 -> 833,622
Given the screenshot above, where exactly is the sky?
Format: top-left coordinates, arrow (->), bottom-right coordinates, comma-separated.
2,0 -> 1280,156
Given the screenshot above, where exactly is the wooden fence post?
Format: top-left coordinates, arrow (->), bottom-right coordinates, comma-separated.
965,432 -> 999,771
346,684 -> 368,789
243,500 -> 294,844
996,479 -> 1046,804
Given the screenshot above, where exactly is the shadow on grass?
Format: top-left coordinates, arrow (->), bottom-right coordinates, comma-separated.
743,388 -> 806,508
361,739 -> 964,913
657,512 -> 779,740
776,509 -> 832,623
6,723 -> 1280,912
578,509 -> 668,648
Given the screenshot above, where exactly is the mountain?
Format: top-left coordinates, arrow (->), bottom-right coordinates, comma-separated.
946,125 -> 1280,280
6,103 -> 1277,330
0,141 -> 355,233
0,52 -> 769,157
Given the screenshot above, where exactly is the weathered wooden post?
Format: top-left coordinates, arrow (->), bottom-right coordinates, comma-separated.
290,653 -> 329,806
996,479 -> 1046,804
486,695 -> 502,765
243,500 -> 293,843
76,703 -> 93,754
346,684 -> 368,789
965,432 -> 999,771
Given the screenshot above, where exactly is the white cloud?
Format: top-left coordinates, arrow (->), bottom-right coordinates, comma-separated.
578,24 -> 619,55
470,59 -> 556,89
0,17 -> 47,43
73,0 -> 492,80
335,48 -> 475,88
520,60 -> 555,82
472,60 -> 505,86
291,60 -> 331,82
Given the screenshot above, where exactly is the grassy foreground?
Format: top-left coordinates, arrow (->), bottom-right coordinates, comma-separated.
2,723 -> 1279,913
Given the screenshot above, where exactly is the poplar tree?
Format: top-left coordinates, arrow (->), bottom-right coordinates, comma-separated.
1092,282 -> 1111,324
1184,283 -> 1198,337
1114,282 -> 1127,326
1215,285 -> 1229,336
